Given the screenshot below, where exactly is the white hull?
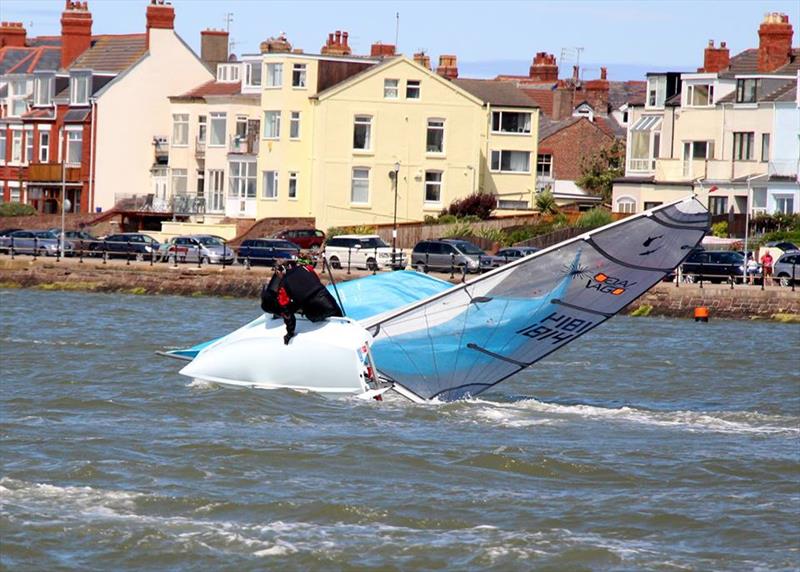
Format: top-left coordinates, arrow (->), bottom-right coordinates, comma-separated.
179,316 -> 378,396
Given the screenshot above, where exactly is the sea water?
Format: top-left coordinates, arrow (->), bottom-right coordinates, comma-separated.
1,289 -> 798,570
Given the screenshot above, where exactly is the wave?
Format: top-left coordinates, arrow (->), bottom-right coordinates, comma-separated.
0,336 -> 105,349
456,398 -> 800,435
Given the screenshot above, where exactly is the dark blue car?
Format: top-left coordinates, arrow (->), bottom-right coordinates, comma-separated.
237,239 -> 299,266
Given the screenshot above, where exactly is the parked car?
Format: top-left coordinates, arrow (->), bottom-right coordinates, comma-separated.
495,246 -> 540,264
88,232 -> 160,260
680,250 -> 745,283
324,235 -> 405,270
0,229 -> 73,256
237,238 -> 300,266
411,239 -> 500,273
273,228 -> 326,251
765,241 -> 798,253
773,250 -> 800,286
0,227 -> 22,238
161,235 -> 235,265
60,230 -> 99,255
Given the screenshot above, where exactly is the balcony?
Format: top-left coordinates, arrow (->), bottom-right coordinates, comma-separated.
195,137 -> 206,159
229,135 -> 259,155
627,158 -> 657,174
768,160 -> 799,181
112,193 -> 205,214
153,135 -> 169,165
27,163 -> 82,183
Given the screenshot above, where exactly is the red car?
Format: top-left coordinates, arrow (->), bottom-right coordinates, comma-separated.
273,228 -> 325,250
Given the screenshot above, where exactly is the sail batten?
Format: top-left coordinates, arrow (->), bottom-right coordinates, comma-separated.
366,197 -> 709,401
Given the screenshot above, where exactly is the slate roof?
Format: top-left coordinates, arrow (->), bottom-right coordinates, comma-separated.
608,81 -> 646,109
715,77 -> 797,104
452,78 -> 539,108
537,115 -> 619,143
0,46 -> 60,74
69,34 -> 147,73
718,47 -> 800,78
174,80 -> 243,99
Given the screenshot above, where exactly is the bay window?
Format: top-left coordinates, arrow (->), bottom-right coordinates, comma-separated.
628,115 -> 662,172
229,160 -> 256,198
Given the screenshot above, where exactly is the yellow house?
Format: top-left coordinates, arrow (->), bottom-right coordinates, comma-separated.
253,47 -> 539,229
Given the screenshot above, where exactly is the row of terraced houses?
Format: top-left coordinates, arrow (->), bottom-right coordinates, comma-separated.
1,2 -> 798,238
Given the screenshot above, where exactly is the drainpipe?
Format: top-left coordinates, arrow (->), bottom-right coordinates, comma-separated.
89,98 -> 97,213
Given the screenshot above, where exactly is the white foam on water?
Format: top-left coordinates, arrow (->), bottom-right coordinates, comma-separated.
1,336 -> 104,348
464,399 -> 799,436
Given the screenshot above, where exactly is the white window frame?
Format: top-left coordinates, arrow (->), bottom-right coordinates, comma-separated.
775,195 -> 794,214
491,110 -> 532,134
9,79 -> 30,117
208,169 -> 225,212
616,196 -> 636,214
384,78 -> 399,99
70,72 -> 91,106
229,160 -> 257,199
266,63 -> 283,88
11,129 -> 23,164
171,168 -> 188,195
351,167 -> 370,204
686,83 -> 714,107
733,132 -> 755,161
761,133 -> 770,162
426,118 -> 445,154
289,111 -> 300,139
216,63 -> 240,83
406,79 -> 421,99
490,150 -> 531,173
288,171 -> 298,199
66,128 -> 83,165
39,131 -> 50,163
262,170 -> 278,199
292,63 -> 306,88
424,170 -> 443,204
646,75 -> 666,109
245,61 -> 262,87
209,112 -> 227,147
23,128 -> 33,164
34,74 -> 54,107
0,131 -> 6,165
197,115 -> 207,144
171,113 -> 189,146
264,111 -> 281,139
353,115 -> 373,152
536,153 -> 553,178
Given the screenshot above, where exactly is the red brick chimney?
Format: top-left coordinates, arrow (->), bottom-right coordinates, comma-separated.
700,40 -> 730,73
321,30 -> 351,55
583,67 -> 610,116
0,21 -> 27,48
758,12 -> 793,72
436,55 -> 458,79
146,0 -> 175,48
260,33 -> 292,54
370,42 -> 395,57
413,51 -> 431,69
529,52 -> 558,82
60,1 -> 92,69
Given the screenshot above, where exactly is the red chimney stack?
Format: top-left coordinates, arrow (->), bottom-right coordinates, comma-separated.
701,40 -> 730,73
413,51 -> 431,69
146,0 -> 175,48
370,42 -> 396,57
758,12 -> 794,72
583,68 -> 610,116
436,55 -> 458,79
321,30 -> 351,55
0,21 -> 27,48
529,52 -> 558,82
60,1 -> 92,69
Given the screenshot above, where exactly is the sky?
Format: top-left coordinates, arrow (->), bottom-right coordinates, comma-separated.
2,0 -> 799,81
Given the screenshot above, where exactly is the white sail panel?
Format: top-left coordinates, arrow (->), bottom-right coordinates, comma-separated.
366,197 -> 709,402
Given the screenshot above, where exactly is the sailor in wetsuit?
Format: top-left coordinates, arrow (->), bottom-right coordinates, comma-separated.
260,260 -> 343,345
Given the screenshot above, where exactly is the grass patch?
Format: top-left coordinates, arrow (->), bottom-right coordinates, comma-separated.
630,304 -> 653,317
0,281 -> 22,289
128,287 -> 148,295
36,281 -> 99,291
771,313 -> 800,324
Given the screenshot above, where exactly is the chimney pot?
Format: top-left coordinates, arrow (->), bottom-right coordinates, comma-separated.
436,54 -> 458,79
758,12 -> 793,72
343,31 -> 349,47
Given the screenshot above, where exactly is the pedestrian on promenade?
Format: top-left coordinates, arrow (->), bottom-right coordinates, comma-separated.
760,251 -> 773,286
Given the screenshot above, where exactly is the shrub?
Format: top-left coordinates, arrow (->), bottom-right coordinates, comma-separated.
575,207 -> 613,229
475,226 -> 505,244
711,221 -> 728,238
444,192 -> 497,220
535,190 -> 558,215
0,202 -> 36,217
326,224 -> 377,237
441,222 -> 475,239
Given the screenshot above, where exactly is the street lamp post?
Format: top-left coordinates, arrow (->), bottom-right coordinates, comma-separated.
391,161 -> 400,266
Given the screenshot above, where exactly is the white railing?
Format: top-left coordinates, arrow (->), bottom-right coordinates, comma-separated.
768,160 -> 799,180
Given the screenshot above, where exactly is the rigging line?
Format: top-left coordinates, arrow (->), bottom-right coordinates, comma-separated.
376,325 -> 433,386
450,291 -> 475,388
469,293 -> 515,383
649,214 -> 711,232
552,299 -> 615,318
657,209 -> 710,225
422,302 -> 441,385
467,343 -> 528,367
323,257 -> 346,317
584,237 -> 676,273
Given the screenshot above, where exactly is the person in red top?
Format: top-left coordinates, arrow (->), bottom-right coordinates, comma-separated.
760,251 -> 774,285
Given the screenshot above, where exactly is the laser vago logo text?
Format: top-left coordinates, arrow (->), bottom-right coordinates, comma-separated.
586,273 -> 636,295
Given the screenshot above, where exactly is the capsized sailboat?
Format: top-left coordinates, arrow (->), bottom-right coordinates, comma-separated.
172,197 -> 709,402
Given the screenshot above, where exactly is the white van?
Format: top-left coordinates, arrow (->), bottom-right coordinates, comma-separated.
323,234 -> 406,271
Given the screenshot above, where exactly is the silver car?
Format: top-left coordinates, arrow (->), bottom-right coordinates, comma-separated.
162,234 -> 235,264
773,250 -> 799,286
0,229 -> 73,257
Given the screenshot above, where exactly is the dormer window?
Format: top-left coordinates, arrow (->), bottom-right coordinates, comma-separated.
70,72 -> 91,106
686,83 -> 714,107
245,62 -> 261,87
217,63 -> 240,83
735,78 -> 758,103
646,76 -> 666,109
9,78 -> 31,117
34,74 -> 54,107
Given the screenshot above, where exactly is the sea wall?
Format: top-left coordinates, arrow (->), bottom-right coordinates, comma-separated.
1,258 -> 798,321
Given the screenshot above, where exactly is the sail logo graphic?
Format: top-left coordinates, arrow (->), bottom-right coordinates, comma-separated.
586,273 -> 636,296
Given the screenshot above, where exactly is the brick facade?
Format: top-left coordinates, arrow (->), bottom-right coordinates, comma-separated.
538,117 -> 615,181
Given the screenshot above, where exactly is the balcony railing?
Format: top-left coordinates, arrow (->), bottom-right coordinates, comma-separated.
229,135 -> 259,155
195,137 -> 206,158
627,158 -> 657,173
27,163 -> 82,182
112,193 -> 204,214
153,135 -> 169,165
768,160 -> 799,180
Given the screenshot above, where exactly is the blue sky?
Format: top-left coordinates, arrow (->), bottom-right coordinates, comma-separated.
2,0 -> 798,81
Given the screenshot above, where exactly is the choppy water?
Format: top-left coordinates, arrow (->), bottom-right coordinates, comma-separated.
1,288 -> 799,571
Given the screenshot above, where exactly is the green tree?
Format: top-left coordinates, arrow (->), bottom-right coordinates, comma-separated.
576,139 -> 625,203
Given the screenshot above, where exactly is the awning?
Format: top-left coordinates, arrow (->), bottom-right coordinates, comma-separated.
630,115 -> 662,131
